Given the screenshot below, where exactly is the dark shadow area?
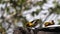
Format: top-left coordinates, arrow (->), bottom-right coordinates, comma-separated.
36,27 -> 60,34
38,27 -> 60,32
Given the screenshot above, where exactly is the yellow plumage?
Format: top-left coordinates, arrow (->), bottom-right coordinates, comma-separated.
28,22 -> 33,26
44,20 -> 55,27
26,19 -> 41,27
26,22 -> 34,27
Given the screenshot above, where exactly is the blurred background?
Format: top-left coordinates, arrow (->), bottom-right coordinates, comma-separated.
0,0 -> 60,34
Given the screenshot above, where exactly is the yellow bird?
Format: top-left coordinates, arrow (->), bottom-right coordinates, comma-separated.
44,20 -> 55,27
26,22 -> 33,27
26,19 -> 40,27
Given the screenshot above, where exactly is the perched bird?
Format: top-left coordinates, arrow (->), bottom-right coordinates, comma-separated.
26,19 -> 41,27
44,20 -> 55,27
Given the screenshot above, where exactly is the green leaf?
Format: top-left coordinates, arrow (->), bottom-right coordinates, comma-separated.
0,23 -> 3,29
36,1 -> 44,6
35,9 -> 41,15
31,12 -> 36,16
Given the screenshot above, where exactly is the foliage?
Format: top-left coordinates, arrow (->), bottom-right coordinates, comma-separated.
0,0 -> 60,32
31,9 -> 41,16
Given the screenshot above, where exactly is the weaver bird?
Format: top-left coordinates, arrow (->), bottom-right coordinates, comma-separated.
44,20 -> 55,27
26,19 -> 41,27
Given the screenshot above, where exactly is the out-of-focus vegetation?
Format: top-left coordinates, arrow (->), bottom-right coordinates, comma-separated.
0,0 -> 60,34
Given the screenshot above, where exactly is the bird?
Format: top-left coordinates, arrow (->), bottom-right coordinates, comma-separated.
44,20 -> 55,27
26,19 -> 40,27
